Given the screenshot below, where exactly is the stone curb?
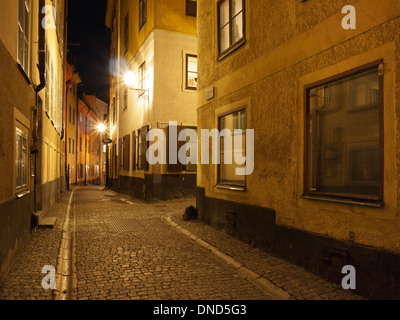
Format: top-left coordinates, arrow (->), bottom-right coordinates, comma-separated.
161,215 -> 293,300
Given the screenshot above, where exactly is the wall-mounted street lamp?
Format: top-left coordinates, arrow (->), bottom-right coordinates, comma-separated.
124,71 -> 149,102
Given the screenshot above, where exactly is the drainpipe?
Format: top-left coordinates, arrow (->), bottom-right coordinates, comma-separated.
32,0 -> 47,214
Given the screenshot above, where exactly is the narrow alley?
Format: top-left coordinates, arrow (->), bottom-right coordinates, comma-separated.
0,186 -> 362,301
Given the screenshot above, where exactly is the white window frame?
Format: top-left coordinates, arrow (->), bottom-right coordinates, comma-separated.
17,0 -> 30,76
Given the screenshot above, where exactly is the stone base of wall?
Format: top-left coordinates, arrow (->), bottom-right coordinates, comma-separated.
196,186 -> 400,300
0,193 -> 34,283
110,174 -> 196,202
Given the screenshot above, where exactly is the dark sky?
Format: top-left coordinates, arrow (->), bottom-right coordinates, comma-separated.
67,0 -> 110,103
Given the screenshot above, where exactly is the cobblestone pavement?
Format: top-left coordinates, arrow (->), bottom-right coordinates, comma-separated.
0,190 -> 70,300
0,185 -> 364,300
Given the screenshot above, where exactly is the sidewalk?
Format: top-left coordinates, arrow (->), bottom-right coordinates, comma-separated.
161,200 -> 364,300
0,190 -> 71,300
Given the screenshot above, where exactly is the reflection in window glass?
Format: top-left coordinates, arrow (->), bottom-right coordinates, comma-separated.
219,110 -> 246,187
306,66 -> 381,200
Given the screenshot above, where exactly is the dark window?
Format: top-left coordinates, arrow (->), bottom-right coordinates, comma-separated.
167,126 -> 197,173
185,54 -> 198,90
137,126 -> 149,171
124,11 -> 129,54
139,0 -> 147,31
304,62 -> 383,203
218,109 -> 246,187
186,0 -> 197,17
69,138 -> 71,154
217,0 -> 245,60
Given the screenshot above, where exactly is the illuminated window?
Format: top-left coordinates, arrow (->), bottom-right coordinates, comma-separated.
186,0 -> 197,17
16,127 -> 28,192
305,63 -> 383,203
139,0 -> 147,31
218,0 -> 245,60
18,0 -> 30,74
185,54 -> 198,90
218,109 -> 246,188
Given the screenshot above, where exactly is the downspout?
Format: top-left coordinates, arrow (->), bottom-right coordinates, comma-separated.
32,0 -> 47,214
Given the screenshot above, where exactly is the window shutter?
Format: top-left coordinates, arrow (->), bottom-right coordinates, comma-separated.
124,134 -> 130,171
118,138 -> 122,170
141,126 -> 149,171
132,131 -> 136,170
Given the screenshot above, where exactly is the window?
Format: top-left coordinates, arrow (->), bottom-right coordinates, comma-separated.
304,63 -> 383,203
123,89 -> 128,111
138,62 -> 145,90
73,109 -> 75,125
72,139 -> 75,155
186,0 -> 197,17
79,136 -> 82,152
218,0 -> 245,59
139,0 -> 147,31
185,54 -> 198,90
18,0 -> 30,74
137,130 -> 142,170
16,127 -> 28,192
124,11 -> 129,55
137,126 -> 149,171
69,106 -> 72,123
80,112 -> 83,122
69,138 -> 71,154
218,109 -> 246,187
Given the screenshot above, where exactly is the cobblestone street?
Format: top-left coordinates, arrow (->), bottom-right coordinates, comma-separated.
0,186 -> 363,300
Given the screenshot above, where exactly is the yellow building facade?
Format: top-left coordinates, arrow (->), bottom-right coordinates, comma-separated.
0,0 -> 67,279
196,0 -> 400,299
105,0 -> 198,200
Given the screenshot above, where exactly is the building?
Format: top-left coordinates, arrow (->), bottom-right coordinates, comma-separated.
76,96 -> 101,185
105,0 -> 198,201
66,62 -> 82,186
196,0 -> 400,299
83,95 -> 109,185
0,0 -> 67,279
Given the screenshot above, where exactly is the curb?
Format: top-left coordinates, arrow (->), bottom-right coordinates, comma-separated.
161,215 -> 293,300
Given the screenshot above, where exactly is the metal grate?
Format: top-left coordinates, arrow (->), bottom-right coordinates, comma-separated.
107,219 -> 144,232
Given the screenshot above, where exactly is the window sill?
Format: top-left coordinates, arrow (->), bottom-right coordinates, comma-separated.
16,190 -> 30,199
16,62 -> 31,85
216,184 -> 246,192
217,39 -> 246,62
301,194 -> 383,208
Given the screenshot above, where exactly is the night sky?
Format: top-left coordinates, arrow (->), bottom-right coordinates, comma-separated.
67,0 -> 110,103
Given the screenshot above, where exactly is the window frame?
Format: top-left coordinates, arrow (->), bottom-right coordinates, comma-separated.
216,107 -> 247,190
124,11 -> 129,55
139,0 -> 147,31
17,0 -> 30,76
15,126 -> 29,194
186,0 -> 197,17
303,60 -> 384,205
185,54 -> 198,91
217,0 -> 246,61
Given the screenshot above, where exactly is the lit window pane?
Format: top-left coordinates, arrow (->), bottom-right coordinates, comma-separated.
219,0 -> 229,27
219,110 -> 246,186
220,25 -> 230,52
231,13 -> 243,44
231,0 -> 243,16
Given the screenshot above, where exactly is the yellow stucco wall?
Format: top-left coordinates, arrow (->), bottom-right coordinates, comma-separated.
197,0 -> 400,253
